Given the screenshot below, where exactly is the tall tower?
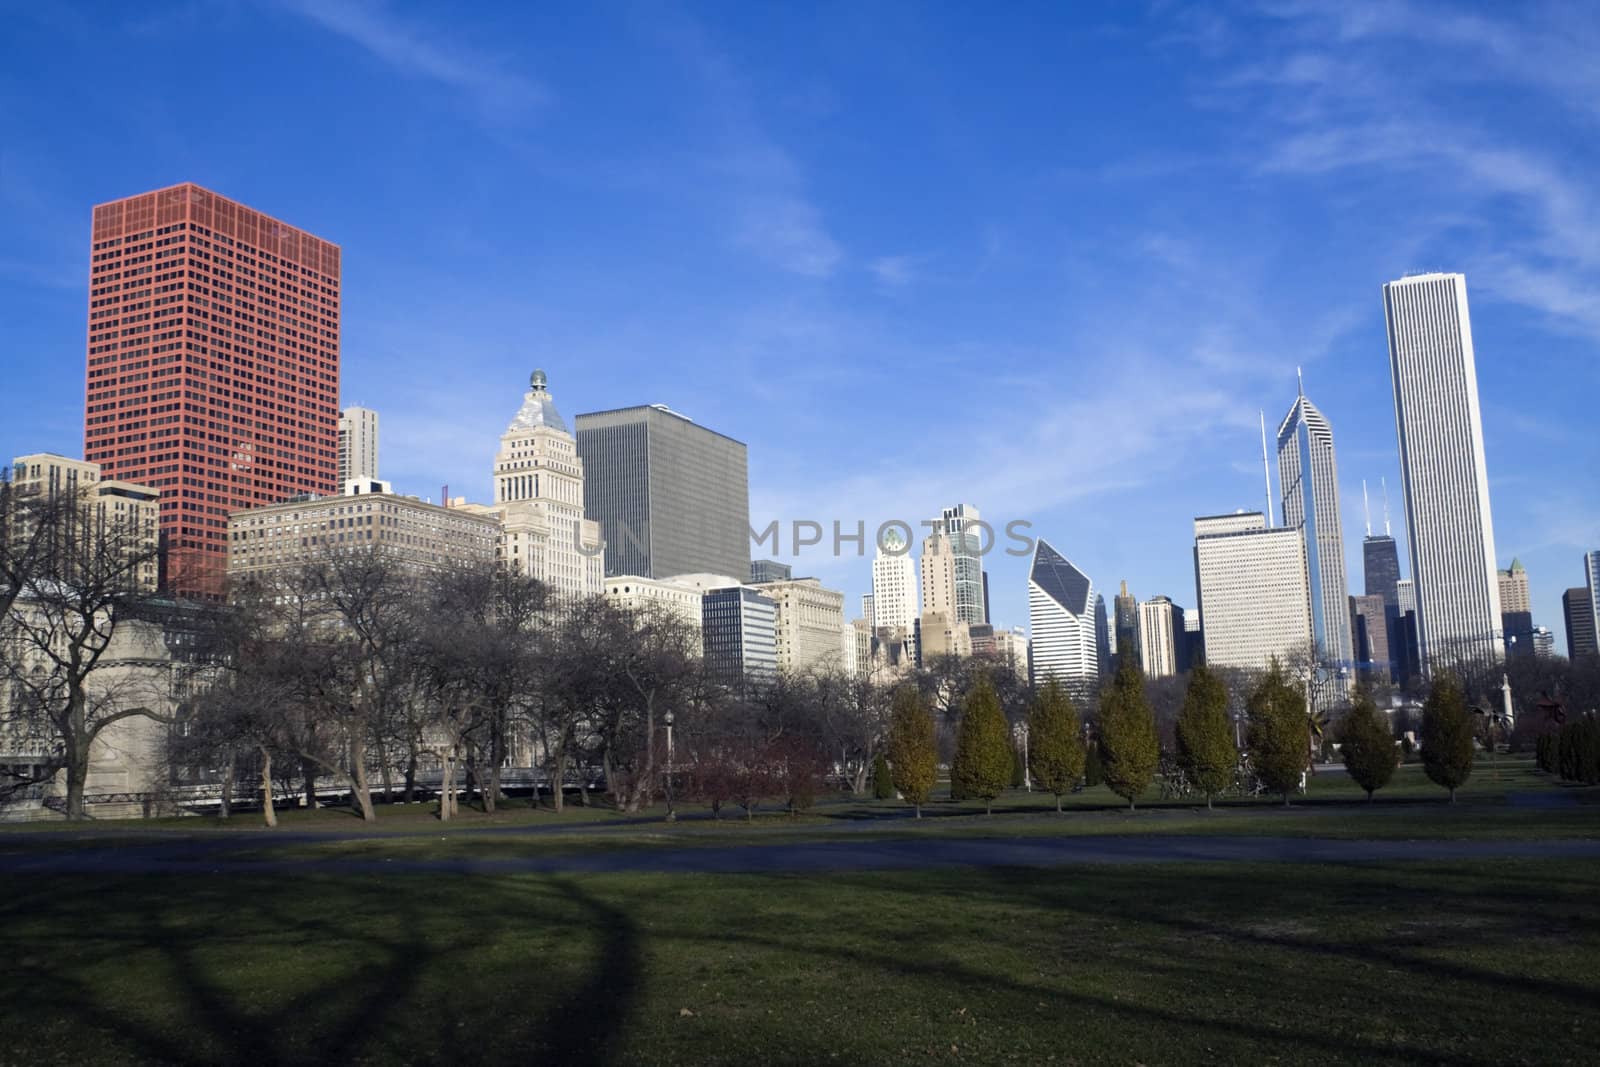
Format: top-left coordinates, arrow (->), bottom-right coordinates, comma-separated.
1027,539 -> 1102,687
1383,273 -> 1501,665
939,504 -> 987,626
871,528 -> 918,632
1276,379 -> 1352,666
1113,580 -> 1140,663
84,183 -> 340,596
492,370 -> 603,598
1192,512 -> 1313,672
338,406 -> 379,484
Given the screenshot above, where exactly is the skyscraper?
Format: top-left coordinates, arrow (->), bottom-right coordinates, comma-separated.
1276,381 -> 1352,667
1137,596 -> 1184,679
1588,551 -> 1600,655
939,504 -> 987,626
1383,272 -> 1501,664
488,371 -> 603,598
871,528 -> 918,632
1363,536 -> 1402,609
1498,559 -> 1534,658
1114,580 -> 1140,664
1027,539 -> 1104,686
749,559 -> 791,584
1348,594 -> 1391,680
574,404 -> 749,581
1564,587 -> 1597,660
1192,512 -> 1312,672
338,406 -> 379,484
84,183 -> 340,596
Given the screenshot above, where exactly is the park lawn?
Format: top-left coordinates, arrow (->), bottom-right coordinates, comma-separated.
2,858 -> 1596,1066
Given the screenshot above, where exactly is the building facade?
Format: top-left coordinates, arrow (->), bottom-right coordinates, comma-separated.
1192,512 -> 1312,672
1277,386 -> 1353,667
939,504 -> 987,626
1137,596 -> 1184,679
338,406 -> 379,484
603,575 -> 705,641
871,528 -> 918,633
1384,272 -> 1502,665
1114,581 -> 1140,666
749,559 -> 791,584
84,183 -> 340,597
1564,587 -> 1597,660
700,585 -> 778,689
920,609 -> 973,661
1027,539 -> 1103,686
574,404 -> 749,581
1363,534 -> 1402,608
1349,593 -> 1391,680
8,453 -> 160,593
485,371 -> 603,598
751,577 -> 847,673
1588,552 -> 1600,658
226,479 -> 498,581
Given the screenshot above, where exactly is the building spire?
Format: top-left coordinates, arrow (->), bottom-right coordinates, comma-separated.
1362,479 -> 1372,538
1297,366 -> 1304,398
1259,409 -> 1275,527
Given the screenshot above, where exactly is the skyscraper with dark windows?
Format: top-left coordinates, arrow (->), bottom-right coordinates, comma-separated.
574,404 -> 750,581
1363,536 -> 1402,610
84,183 -> 340,596
1570,587 -> 1598,660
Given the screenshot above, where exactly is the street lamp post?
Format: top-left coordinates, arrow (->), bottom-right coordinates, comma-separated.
663,710 -> 676,822
1014,722 -> 1031,792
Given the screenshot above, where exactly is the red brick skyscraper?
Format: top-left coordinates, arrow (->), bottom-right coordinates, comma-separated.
84,183 -> 340,596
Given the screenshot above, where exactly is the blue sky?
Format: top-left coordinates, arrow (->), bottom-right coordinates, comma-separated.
3,1 -> 1597,650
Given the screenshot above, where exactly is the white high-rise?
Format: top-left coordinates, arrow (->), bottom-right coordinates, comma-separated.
1276,382 -> 1352,667
939,504 -> 987,626
1193,512 -> 1312,671
1138,596 -> 1184,679
1384,273 -> 1501,664
338,406 -> 379,484
1027,539 -> 1104,686
488,370 -> 603,597
871,528 -> 918,632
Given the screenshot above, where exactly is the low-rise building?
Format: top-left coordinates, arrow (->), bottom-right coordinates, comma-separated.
8,453 -> 159,593
752,576 -> 847,673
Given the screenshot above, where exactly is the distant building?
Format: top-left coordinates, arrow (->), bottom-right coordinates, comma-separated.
1498,559 -> 1531,613
338,407 -> 379,484
1181,611 -> 1203,674
1532,627 -> 1555,659
604,575 -> 705,641
575,403 -> 750,581
860,594 -> 875,625
1588,552 -> 1600,657
1363,534 -> 1402,609
7,453 -> 160,593
989,626 -> 1030,684
1028,539 -> 1104,686
1277,383 -> 1353,667
1192,512 -> 1312,672
749,559 -> 790,584
1564,587 -> 1597,660
751,577 -> 847,673
227,479 -> 498,582
1349,594 -> 1391,681
1137,596 -> 1184,679
1114,581 -> 1140,665
1498,558 -> 1535,658
935,504 -> 986,626
484,371 -> 603,598
1384,272 -> 1502,664
920,609 -> 973,660
700,585 -> 777,689
871,528 -> 918,632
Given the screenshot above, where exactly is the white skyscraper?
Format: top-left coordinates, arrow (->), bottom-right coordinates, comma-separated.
1276,382 -> 1352,667
488,370 -> 603,597
1137,596 -> 1184,679
338,406 -> 379,484
871,528 -> 918,632
1384,273 -> 1501,664
939,504 -> 987,626
1193,512 -> 1312,671
1587,550 -> 1600,648
1027,539 -> 1104,686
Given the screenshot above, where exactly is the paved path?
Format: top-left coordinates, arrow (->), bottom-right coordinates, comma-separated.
4,832 -> 1600,877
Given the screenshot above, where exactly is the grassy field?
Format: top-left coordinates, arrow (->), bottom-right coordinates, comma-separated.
3,858 -> 1597,1066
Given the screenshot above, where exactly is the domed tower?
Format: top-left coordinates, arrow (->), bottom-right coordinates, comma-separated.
491,370 -> 603,596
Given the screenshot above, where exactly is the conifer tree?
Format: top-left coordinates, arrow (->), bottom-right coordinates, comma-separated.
1027,679 -> 1086,812
1247,658 -> 1307,806
1174,662 -> 1236,808
1098,654 -> 1159,809
887,685 -> 937,818
1084,743 -> 1104,787
951,675 -> 1012,814
871,752 -> 895,800
1339,687 -> 1398,800
1421,672 -> 1475,802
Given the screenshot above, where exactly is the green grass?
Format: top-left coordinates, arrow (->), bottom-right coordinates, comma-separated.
3,859 -> 1597,1065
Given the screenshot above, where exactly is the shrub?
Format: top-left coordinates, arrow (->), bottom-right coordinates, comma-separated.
871,753 -> 895,800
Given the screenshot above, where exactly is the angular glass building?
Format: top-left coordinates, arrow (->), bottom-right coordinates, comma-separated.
1027,539 -> 1105,686
1276,382 -> 1352,669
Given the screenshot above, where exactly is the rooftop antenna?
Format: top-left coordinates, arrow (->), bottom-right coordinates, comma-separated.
1381,476 -> 1392,536
1362,479 -> 1372,537
1259,409 -> 1275,526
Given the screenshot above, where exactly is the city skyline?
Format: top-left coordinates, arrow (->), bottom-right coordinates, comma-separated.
3,4 -> 1597,650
